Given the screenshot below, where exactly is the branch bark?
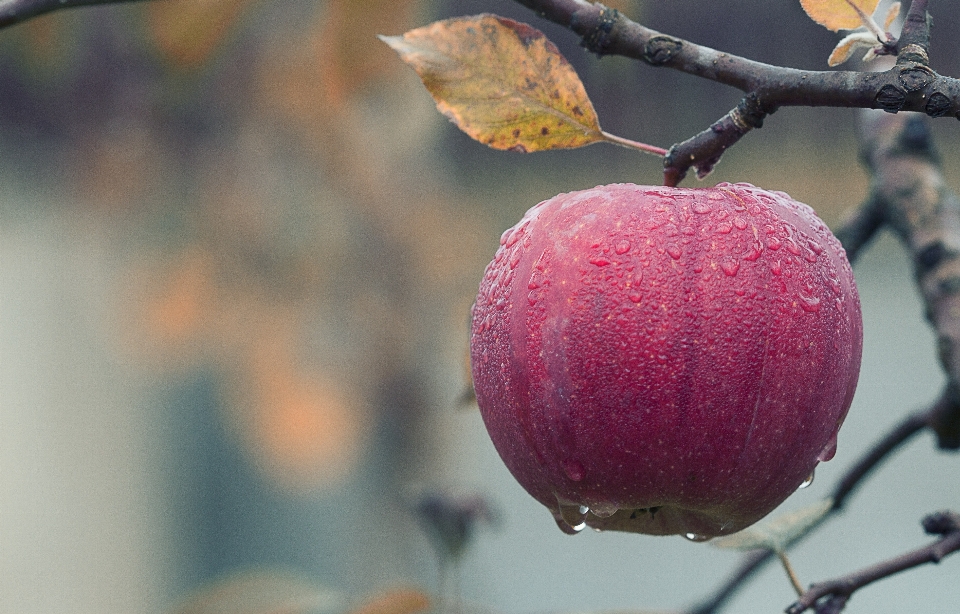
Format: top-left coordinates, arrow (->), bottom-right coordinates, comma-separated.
0,0 -> 148,29
511,0 -> 955,184
785,511 -> 960,614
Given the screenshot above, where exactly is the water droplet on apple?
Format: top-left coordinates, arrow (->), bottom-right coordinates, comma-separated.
509,249 -> 522,269
692,201 -> 713,214
798,469 -> 815,489
818,434 -> 838,462
744,244 -> 763,261
808,239 -> 824,255
628,292 -> 643,303
716,221 -> 733,234
590,502 -> 619,518
785,239 -> 802,256
667,245 -> 682,260
767,236 -> 782,250
615,240 -> 631,255
799,294 -> 821,313
589,257 -> 611,267
563,459 -> 585,481
721,260 -> 740,277
771,260 -> 783,276
733,217 -> 748,230
555,499 -> 588,534
553,514 -> 585,534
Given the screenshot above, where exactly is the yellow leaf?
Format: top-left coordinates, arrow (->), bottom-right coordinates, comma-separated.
827,32 -> 874,66
380,14 -> 604,152
799,0 -> 881,32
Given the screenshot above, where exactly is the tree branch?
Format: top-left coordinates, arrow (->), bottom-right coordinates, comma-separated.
510,0 -> 955,184
785,511 -> 960,614
0,0 -> 148,29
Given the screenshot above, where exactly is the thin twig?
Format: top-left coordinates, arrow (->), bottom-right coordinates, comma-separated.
685,398 -> 935,614
0,0 -> 149,29
785,511 -> 960,614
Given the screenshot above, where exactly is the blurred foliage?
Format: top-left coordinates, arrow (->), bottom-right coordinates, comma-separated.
170,570 -> 344,614
3,0 -> 960,608
0,0 -> 495,496
2,0 -> 953,514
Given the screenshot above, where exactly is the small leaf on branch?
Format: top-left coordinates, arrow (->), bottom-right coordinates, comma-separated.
800,0 -> 881,32
828,32 -> 877,66
380,15 -> 664,155
710,498 -> 834,552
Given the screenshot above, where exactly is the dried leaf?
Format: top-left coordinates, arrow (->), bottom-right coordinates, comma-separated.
799,0 -> 880,32
711,498 -> 834,552
827,32 -> 876,66
380,14 -> 604,152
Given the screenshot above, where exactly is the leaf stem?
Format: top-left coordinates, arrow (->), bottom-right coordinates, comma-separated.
599,131 -> 668,156
844,0 -> 891,42
776,550 -> 805,597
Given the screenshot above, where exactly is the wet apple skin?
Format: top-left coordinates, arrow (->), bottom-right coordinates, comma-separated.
470,183 -> 863,537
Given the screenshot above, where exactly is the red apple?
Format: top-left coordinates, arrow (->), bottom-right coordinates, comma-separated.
470,183 -> 862,539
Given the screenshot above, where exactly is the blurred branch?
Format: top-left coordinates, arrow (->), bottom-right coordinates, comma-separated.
510,0 -> 953,184
785,511 -> 960,614
0,0 -> 148,29
848,110 -> 960,450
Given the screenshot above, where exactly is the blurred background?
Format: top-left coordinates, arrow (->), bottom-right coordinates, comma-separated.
1,0 -> 959,612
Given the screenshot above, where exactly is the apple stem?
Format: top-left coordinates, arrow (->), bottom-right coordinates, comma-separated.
777,550 -> 805,597
600,130 -> 668,157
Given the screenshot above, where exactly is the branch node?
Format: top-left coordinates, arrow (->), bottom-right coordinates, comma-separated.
577,5 -> 619,57
644,35 -> 683,66
898,64 -> 935,92
899,43 -> 930,65
875,84 -> 906,113
925,92 -> 952,118
922,511 -> 960,535
930,386 -> 960,449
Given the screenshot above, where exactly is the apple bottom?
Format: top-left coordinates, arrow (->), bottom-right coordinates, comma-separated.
553,500 -> 741,540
